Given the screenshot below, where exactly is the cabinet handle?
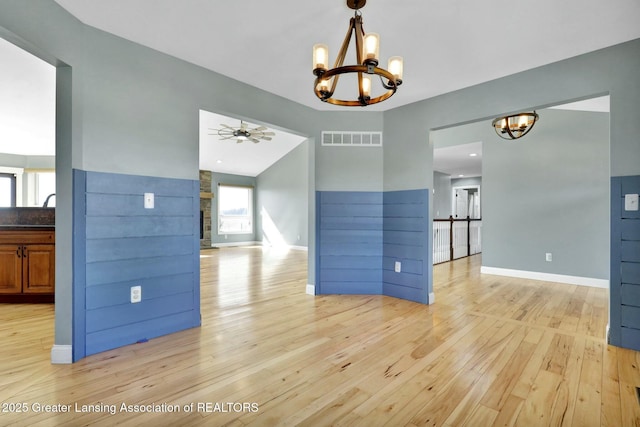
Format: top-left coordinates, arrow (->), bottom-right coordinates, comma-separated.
22,246 -> 27,258
16,247 -> 21,258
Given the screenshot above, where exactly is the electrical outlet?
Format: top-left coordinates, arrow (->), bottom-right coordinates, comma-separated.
545,253 -> 553,262
130,285 -> 142,303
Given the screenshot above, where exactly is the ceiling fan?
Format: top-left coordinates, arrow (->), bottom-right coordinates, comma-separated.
210,120 -> 275,144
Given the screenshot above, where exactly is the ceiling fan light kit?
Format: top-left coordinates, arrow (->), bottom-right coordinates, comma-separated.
492,111 -> 539,140
312,0 -> 403,107
210,121 -> 275,144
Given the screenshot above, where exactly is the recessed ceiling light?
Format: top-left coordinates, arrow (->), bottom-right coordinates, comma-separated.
458,174 -> 465,177
469,153 -> 477,157
216,160 -> 223,164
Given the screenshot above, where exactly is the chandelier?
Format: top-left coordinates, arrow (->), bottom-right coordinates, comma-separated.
492,112 -> 539,140
312,0 -> 403,107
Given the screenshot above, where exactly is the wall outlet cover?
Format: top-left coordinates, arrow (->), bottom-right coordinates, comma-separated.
625,193 -> 639,211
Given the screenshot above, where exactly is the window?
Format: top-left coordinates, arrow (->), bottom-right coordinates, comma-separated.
0,173 -> 17,207
218,185 -> 253,234
36,172 -> 55,207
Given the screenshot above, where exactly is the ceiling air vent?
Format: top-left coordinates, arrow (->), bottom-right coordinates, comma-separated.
321,131 -> 382,147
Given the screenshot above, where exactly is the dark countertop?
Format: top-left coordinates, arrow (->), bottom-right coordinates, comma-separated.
0,225 -> 55,231
0,207 -> 55,228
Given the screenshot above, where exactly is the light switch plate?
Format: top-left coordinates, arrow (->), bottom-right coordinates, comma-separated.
144,192 -> 154,209
394,261 -> 402,273
625,193 -> 639,211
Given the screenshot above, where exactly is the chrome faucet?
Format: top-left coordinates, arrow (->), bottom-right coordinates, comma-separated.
43,193 -> 56,208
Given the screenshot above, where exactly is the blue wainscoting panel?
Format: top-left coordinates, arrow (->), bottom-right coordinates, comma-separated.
611,175 -> 640,351
317,191 -> 383,295
382,190 -> 430,304
73,169 -> 200,359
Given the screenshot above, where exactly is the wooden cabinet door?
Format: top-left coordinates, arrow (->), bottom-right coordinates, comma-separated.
0,244 -> 22,293
22,244 -> 55,294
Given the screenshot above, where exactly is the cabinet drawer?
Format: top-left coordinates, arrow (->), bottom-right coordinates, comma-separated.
0,230 -> 55,244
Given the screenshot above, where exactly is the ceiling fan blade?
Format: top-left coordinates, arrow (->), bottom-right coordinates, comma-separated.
261,137 -> 272,141
240,122 -> 248,130
249,137 -> 260,143
220,124 -> 233,129
262,132 -> 275,136
236,139 -> 244,143
254,126 -> 267,131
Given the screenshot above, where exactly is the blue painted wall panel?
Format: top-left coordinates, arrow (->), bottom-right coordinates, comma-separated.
621,241 -> 640,262
86,292 -> 195,333
86,235 -> 194,263
86,311 -> 197,356
320,256 -> 381,269
73,169 -> 200,360
85,273 -> 194,310
383,190 -> 430,304
622,263 -> 640,285
320,282 -> 382,295
320,216 -> 383,230
382,257 -> 422,275
611,175 -> 640,351
317,191 -> 383,295
316,189 -> 430,304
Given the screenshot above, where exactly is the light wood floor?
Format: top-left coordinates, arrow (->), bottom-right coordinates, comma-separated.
1,248 -> 639,426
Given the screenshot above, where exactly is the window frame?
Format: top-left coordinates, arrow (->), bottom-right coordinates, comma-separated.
217,183 -> 254,235
0,172 -> 17,207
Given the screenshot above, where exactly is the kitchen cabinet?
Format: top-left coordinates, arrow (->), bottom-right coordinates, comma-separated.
0,229 -> 55,301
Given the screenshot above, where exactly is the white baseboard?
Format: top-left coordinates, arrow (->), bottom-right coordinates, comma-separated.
212,241 -> 260,248
306,284 -> 315,295
480,266 -> 609,288
51,345 -> 73,364
428,292 -> 435,304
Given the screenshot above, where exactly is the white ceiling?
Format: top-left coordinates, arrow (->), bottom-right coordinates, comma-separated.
52,0 -> 640,112
2,1 -> 638,169
199,110 -> 306,177
433,141 -> 483,178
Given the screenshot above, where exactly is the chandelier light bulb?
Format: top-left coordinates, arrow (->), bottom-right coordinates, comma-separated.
313,44 -> 329,71
362,75 -> 372,98
363,33 -> 379,63
388,56 -> 404,82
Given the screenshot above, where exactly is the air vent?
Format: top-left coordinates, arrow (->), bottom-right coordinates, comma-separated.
321,131 -> 382,147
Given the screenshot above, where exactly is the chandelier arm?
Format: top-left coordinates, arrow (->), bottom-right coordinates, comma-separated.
314,65 -> 398,106
327,17 -> 358,96
354,15 -> 366,102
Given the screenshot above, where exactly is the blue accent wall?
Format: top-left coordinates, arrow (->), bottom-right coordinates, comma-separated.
316,189 -> 430,304
317,191 -> 383,295
383,190 -> 431,304
73,170 -> 200,360
611,175 -> 640,351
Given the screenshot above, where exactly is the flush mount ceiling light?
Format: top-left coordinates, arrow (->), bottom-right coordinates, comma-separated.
312,0 -> 403,107
492,112 -> 539,140
210,121 -> 275,144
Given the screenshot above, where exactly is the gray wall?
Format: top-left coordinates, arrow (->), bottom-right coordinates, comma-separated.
0,1 -> 384,349
384,38 -> 640,297
2,1 -> 640,355
256,141 -> 309,247
431,108 -> 610,280
433,171 -> 451,219
484,109 -> 609,279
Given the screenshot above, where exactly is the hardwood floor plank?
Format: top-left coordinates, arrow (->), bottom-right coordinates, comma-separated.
1,250 -> 637,426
